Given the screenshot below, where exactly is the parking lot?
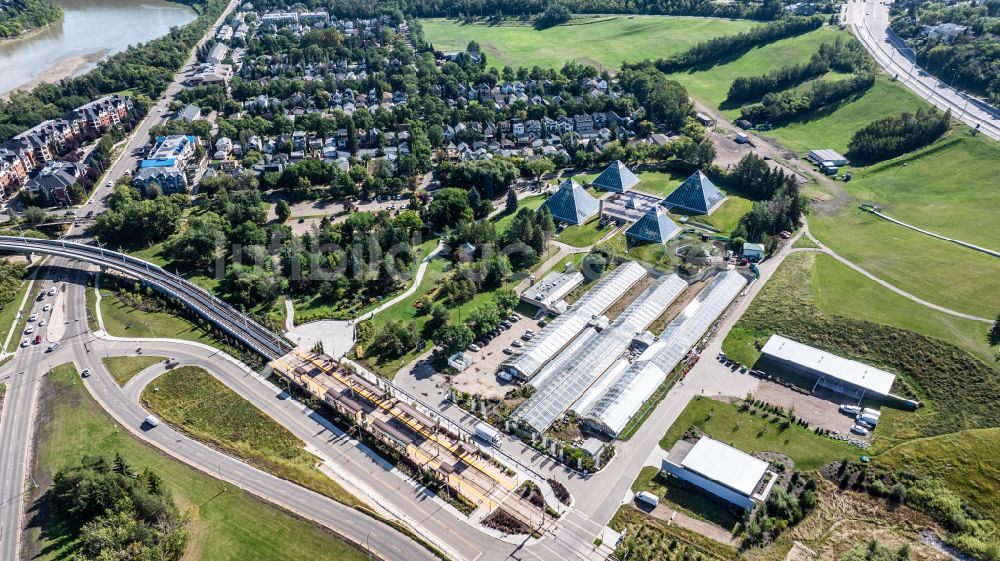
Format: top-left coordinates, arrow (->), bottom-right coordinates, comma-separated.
450,312 -> 541,399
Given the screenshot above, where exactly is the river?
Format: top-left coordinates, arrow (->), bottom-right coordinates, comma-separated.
0,0 -> 197,97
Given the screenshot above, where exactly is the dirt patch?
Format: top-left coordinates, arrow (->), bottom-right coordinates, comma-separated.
648,278 -> 708,334
753,379 -> 858,436
547,478 -> 571,506
482,507 -> 533,536
603,274 -> 654,320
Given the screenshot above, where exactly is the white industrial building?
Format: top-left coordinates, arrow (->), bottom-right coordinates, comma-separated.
520,269 -> 584,314
501,262 -> 647,381
512,274 -> 689,434
576,270 -> 748,436
759,335 -> 897,401
663,436 -> 777,510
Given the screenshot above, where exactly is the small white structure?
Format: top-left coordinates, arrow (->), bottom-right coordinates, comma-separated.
447,352 -> 474,372
806,149 -> 849,171
663,436 -> 776,510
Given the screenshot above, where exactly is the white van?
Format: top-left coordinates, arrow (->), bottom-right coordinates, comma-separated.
636,491 -> 660,507
143,415 -> 161,428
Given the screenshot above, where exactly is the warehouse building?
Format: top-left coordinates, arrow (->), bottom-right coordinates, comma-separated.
758,335 -> 897,401
663,436 -> 776,510
576,270 -> 748,436
512,273 -> 689,434
501,261 -> 647,381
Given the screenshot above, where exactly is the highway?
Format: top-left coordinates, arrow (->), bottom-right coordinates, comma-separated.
845,0 -> 1000,141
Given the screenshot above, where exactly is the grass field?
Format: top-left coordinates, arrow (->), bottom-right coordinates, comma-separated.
556,217 -> 611,247
141,366 -> 361,507
631,466 -> 742,530
609,507 -> 735,561
723,252 -> 1000,443
660,396 -> 856,471
29,364 -> 368,561
421,15 -> 753,73
0,268 -> 33,353
101,355 -> 166,386
99,289 -> 223,348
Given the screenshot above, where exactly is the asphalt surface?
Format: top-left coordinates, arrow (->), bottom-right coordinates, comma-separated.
845,0 -> 1000,140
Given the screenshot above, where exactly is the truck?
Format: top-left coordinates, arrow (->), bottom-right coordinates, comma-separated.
635,491 -> 660,508
474,422 -> 501,446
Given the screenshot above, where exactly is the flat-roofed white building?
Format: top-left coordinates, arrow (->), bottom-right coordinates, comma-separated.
759,334 -> 897,401
663,436 -> 777,510
521,270 -> 584,314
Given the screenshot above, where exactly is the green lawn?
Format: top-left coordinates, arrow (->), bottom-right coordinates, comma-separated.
421,15 -> 753,72
99,289 -> 224,348
810,208 -> 1000,317
610,507 -> 735,561
877,428 -> 1000,524
101,355 -> 166,386
495,194 -> 546,235
141,366 -> 361,508
631,466 -> 741,531
29,364 -> 368,561
0,268 -> 34,353
660,396 -> 856,471
701,196 -> 752,234
556,217 -> 611,247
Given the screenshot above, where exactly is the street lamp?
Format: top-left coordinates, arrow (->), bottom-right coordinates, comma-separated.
366,529 -> 375,560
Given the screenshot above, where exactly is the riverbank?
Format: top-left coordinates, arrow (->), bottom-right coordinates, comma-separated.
1,48 -> 108,99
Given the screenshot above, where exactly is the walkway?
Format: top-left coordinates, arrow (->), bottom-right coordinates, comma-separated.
861,204 -> 1000,259
798,223 -> 992,323
285,240 -> 444,356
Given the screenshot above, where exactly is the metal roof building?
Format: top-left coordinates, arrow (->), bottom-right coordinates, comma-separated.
662,436 -> 775,510
577,270 -> 748,436
759,335 -> 896,399
502,261 -> 647,381
520,270 -> 585,313
592,160 -> 640,193
512,273 -> 688,434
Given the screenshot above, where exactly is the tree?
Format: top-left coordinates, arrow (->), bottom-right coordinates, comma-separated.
466,301 -> 501,337
426,187 -> 473,231
163,211 -> 227,269
427,302 -> 450,331
275,199 -> 291,223
525,158 -> 555,183
990,314 -> 1000,346
22,206 -> 48,225
492,286 -> 518,312
505,190 -> 518,214
370,320 -> 418,358
435,324 -> 474,356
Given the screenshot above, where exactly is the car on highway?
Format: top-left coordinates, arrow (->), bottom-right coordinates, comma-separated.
143,415 -> 160,428
80,368 -> 90,378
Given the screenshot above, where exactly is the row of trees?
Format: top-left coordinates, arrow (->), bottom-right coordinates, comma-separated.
846,108 -> 951,163
739,73 -> 875,124
401,0 -> 786,21
47,454 -> 188,560
0,0 -> 61,39
624,17 -> 823,74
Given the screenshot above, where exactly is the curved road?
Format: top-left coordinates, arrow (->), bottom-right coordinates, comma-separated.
845,0 -> 1000,140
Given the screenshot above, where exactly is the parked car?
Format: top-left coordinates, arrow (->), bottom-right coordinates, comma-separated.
24,325 -> 34,334
20,339 -> 28,348
38,319 -> 46,327
511,340 -> 523,348
500,321 -> 512,329
47,342 -> 59,352
502,347 -> 514,355
468,343 -> 480,352
42,304 -> 51,311
33,335 -> 41,344
28,313 -> 37,322
47,288 -> 56,296
509,313 -> 521,321
537,319 -> 547,327
850,424 -> 870,436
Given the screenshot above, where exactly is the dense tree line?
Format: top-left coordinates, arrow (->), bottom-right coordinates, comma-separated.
0,261 -> 28,318
739,73 -> 875,124
438,159 -> 520,199
846,108 -> 951,163
46,454 -> 188,561
93,185 -> 187,247
727,56 -> 829,103
393,0 -> 785,21
726,153 -> 798,200
534,3 -> 571,28
0,0 -> 227,140
730,155 -> 806,243
623,17 -> 823,75
0,0 -> 61,39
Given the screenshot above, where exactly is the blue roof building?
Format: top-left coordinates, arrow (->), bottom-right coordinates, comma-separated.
543,179 -> 599,225
663,170 -> 726,215
592,160 -> 640,193
626,205 -> 681,244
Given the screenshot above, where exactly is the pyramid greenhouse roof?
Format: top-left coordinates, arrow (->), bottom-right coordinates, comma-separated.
592,160 -> 640,193
625,205 -> 681,244
543,179 -> 599,225
663,170 -> 726,215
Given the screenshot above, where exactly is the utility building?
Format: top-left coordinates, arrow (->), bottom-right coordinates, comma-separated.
663,436 -> 776,510
759,335 -> 897,401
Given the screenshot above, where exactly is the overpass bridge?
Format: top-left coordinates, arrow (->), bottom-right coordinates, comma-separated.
0,235 -> 291,359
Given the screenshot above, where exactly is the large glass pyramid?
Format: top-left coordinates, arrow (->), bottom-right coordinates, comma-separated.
625,205 -> 681,244
662,170 -> 726,215
543,179 -> 600,225
592,160 -> 640,193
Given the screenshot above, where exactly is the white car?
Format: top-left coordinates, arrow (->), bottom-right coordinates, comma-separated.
42,304 -> 51,312
47,288 -> 56,296
38,319 -> 46,327
80,368 -> 90,378
47,342 -> 59,352
24,325 -> 34,334
20,339 -> 28,348
143,415 -> 160,428
28,313 -> 37,322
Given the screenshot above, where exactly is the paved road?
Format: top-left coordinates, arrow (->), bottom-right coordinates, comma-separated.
845,0 -> 1000,141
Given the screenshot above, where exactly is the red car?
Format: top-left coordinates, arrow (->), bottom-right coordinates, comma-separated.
33,335 -> 42,344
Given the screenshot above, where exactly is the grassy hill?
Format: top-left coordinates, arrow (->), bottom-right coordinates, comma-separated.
421,15 -> 753,72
